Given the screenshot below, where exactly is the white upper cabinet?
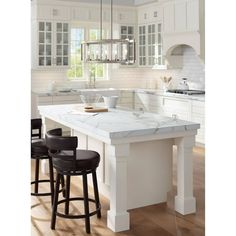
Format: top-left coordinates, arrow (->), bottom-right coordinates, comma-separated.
174,1 -> 186,32
163,2 -> 175,33
35,5 -> 71,21
187,0 -> 199,31
163,0 -> 200,34
138,6 -> 163,24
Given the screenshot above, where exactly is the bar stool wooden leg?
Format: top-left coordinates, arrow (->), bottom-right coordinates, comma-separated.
92,170 -> 101,218
51,173 -> 60,230
60,175 -> 66,197
48,157 -> 54,205
65,175 -> 71,215
34,159 -> 40,194
82,173 -> 90,234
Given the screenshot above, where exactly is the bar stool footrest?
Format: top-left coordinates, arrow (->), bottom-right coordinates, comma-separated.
55,197 -> 101,219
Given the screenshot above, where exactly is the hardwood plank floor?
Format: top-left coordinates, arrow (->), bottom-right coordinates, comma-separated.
31,146 -> 205,236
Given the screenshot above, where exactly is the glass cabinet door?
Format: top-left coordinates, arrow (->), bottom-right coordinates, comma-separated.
147,24 -> 156,66
156,23 -> 164,65
120,25 -> 134,62
38,22 -> 52,66
56,22 -> 69,66
138,25 -> 146,66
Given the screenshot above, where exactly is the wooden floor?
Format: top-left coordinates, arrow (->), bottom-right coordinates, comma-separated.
31,146 -> 205,236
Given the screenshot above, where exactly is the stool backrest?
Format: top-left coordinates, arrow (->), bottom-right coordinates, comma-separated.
46,128 -> 78,173
31,118 -> 42,140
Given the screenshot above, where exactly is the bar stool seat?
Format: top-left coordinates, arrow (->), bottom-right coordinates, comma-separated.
46,128 -> 101,234
31,139 -> 48,159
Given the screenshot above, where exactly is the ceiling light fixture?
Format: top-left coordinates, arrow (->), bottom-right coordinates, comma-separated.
81,0 -> 136,64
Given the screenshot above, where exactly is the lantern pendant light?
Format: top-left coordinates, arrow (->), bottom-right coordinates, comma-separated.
81,0 -> 135,64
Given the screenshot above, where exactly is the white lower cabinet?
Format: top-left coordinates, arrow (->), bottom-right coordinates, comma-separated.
135,92 -> 204,145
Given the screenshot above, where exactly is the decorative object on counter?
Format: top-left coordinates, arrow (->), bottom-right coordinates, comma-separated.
178,78 -> 189,90
87,64 -> 96,89
160,76 -> 172,92
81,0 -> 135,65
103,96 -> 119,108
80,94 -> 102,108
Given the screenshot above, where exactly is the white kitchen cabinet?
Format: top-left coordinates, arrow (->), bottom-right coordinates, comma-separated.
33,5 -> 71,21
187,0 -> 199,31
163,0 -> 200,34
163,2 -> 175,34
191,100 -> 205,144
116,10 -> 136,24
138,23 -> 160,67
120,25 -> 135,63
32,21 -> 70,68
175,1 -> 187,32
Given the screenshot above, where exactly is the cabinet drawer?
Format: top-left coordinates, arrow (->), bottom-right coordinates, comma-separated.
192,101 -> 205,115
38,96 -> 53,105
163,97 -> 190,112
52,95 -> 78,103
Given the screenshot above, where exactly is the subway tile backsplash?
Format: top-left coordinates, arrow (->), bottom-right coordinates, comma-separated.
31,45 -> 205,92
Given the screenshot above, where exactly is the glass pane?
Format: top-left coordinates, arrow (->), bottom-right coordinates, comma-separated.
121,35 -> 127,39
158,57 -> 161,64
158,45 -> 162,55
56,57 -> 62,65
143,57 -> 146,64
46,57 -> 51,66
39,45 -> 44,55
57,33 -> 62,44
158,24 -> 161,32
39,57 -> 44,66
39,32 -> 44,43
121,26 -> 127,34
39,22 -> 44,31
128,26 -> 133,34
143,36 -> 145,44
46,22 -> 51,31
143,26 -> 145,34
148,35 -> 151,45
57,23 -> 62,32
46,45 -> 51,55
158,33 -> 161,43
143,47 -> 145,55
152,24 -> 155,33
63,45 -> 68,55
63,33 -> 68,44
63,57 -> 68,65
128,35 -> 133,40
57,45 -> 62,55
152,34 -> 155,43
46,33 -> 51,44
148,25 -> 151,33
148,46 -> 151,55
63,23 -> 68,32
139,27 -> 142,34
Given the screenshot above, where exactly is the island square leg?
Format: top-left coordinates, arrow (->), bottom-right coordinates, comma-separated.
107,143 -> 130,232
174,135 -> 196,215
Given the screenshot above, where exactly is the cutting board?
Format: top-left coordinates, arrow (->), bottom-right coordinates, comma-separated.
84,107 -> 108,112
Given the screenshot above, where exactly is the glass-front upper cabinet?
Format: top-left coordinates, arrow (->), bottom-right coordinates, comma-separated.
38,22 -> 52,66
120,25 -> 135,63
56,22 -> 69,66
37,21 -> 69,68
138,25 -> 146,66
156,23 -> 164,66
147,24 -> 155,66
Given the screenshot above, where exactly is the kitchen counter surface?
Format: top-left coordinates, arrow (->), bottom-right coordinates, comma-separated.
38,103 -> 199,143
32,88 -> 205,101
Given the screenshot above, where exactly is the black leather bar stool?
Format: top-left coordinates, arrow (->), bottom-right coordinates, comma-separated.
31,119 -> 65,204
46,128 -> 101,234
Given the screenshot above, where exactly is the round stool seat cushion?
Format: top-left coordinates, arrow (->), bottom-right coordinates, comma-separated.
31,139 -> 48,158
53,149 -> 100,172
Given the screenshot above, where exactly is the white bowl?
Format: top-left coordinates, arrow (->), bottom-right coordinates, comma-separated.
103,96 -> 119,108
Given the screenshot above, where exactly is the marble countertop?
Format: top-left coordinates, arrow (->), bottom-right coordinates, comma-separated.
38,104 -> 200,142
33,88 -> 205,102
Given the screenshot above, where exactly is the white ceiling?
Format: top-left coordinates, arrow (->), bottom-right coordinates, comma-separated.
57,0 -> 159,6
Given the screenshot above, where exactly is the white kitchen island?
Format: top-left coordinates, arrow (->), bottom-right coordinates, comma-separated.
38,104 -> 200,232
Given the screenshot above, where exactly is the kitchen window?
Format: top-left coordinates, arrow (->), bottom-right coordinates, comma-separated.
67,26 -> 107,81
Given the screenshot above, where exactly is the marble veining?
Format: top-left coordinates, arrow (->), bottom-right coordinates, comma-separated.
39,104 -> 200,140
